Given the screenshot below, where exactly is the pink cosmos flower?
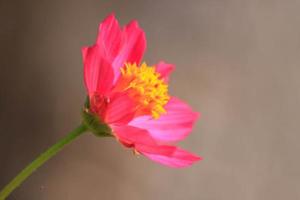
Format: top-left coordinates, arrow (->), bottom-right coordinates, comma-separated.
82,14 -> 202,168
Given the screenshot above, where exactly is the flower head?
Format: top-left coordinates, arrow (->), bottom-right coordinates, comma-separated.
82,14 -> 202,168
116,62 -> 170,119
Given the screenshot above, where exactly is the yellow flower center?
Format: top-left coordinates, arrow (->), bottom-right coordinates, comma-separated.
116,62 -> 170,119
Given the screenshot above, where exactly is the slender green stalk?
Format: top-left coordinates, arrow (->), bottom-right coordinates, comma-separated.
0,124 -> 88,200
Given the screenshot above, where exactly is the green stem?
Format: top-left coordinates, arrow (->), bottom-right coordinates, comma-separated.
0,124 -> 88,200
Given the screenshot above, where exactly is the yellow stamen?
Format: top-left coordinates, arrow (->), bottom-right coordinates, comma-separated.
119,62 -> 170,119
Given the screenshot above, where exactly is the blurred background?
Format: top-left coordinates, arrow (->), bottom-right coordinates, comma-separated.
1,0 -> 299,199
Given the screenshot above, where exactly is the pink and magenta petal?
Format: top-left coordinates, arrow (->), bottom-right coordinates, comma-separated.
96,13 -> 122,60
112,125 -> 156,146
122,20 -> 146,64
112,125 -> 176,155
129,97 -> 199,142
82,45 -> 114,96
143,147 -> 202,168
112,126 -> 201,167
112,20 -> 146,81
104,93 -> 137,125
155,61 -> 175,82
90,14 -> 146,84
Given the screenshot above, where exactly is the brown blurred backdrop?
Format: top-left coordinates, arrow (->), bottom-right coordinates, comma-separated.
1,0 -> 300,199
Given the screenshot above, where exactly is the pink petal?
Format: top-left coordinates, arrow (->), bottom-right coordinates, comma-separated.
96,13 -> 122,62
104,93 -> 137,125
112,20 -> 146,82
91,15 -> 146,84
113,125 -> 201,167
129,97 -> 199,142
112,125 -> 156,146
82,45 -> 114,96
112,125 -> 176,155
122,20 -> 146,64
82,46 -> 88,61
155,61 -> 175,82
143,148 -> 202,168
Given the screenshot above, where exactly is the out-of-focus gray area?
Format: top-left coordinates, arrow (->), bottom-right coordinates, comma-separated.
0,0 -> 299,199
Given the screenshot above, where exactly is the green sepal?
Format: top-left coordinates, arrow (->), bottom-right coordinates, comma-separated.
82,109 -> 112,137
84,96 -> 90,109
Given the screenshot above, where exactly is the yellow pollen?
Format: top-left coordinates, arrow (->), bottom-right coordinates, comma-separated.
120,62 -> 170,119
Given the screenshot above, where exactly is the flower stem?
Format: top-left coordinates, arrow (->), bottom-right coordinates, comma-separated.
0,124 -> 88,200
